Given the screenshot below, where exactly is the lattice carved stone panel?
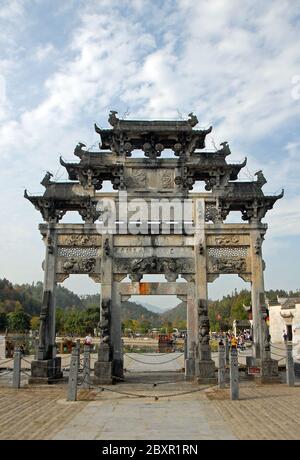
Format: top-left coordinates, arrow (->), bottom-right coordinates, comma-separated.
113,257 -> 195,274
208,247 -> 248,258
207,246 -> 250,275
58,247 -> 99,258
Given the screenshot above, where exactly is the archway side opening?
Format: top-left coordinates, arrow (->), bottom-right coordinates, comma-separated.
208,274 -> 251,349
56,274 -> 101,355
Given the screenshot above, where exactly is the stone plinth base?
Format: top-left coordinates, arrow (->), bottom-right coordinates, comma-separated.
197,360 -> 217,384
254,358 -> 281,384
185,358 -> 195,379
246,356 -> 255,367
29,357 -> 63,384
112,359 -> 124,380
94,361 -> 112,385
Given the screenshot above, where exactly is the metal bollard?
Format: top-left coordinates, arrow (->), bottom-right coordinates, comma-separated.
67,347 -> 79,401
12,348 -> 21,389
230,347 -> 239,400
225,337 -> 230,365
286,342 -> 295,387
218,343 -> 226,389
82,345 -> 91,389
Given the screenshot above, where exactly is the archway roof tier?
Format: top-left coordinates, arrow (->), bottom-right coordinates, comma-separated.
94,111 -> 213,155
24,185 -> 283,224
59,155 -> 246,187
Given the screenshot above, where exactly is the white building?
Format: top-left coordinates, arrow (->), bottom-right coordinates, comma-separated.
269,297 -> 300,358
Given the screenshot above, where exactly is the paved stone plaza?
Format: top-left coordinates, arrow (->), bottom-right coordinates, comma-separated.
0,380 -> 300,440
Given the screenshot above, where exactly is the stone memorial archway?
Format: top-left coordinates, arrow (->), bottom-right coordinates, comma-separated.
25,112 -> 283,383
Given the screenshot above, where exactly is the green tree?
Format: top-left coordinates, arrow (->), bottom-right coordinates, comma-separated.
140,320 -> 152,334
8,310 -> 31,333
0,312 -> 8,331
30,316 -> 40,331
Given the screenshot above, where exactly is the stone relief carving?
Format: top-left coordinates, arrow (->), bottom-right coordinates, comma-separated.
104,238 -> 111,256
214,235 -> 240,245
205,204 -> 221,223
255,237 -> 262,254
62,257 -> 96,273
78,202 -> 101,223
47,235 -> 54,254
198,299 -> 210,345
174,166 -> 195,191
161,171 -> 173,189
61,234 -> 99,246
210,258 -> 246,273
38,291 -> 51,358
131,169 -> 147,187
99,299 -> 111,344
114,257 -> 194,281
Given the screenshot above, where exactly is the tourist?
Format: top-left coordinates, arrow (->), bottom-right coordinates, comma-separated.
231,336 -> 238,349
84,334 -> 93,347
19,344 -> 25,356
283,331 -> 288,342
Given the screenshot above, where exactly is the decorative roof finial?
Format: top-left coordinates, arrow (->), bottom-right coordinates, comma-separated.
108,110 -> 119,127
41,171 -> 53,187
187,112 -> 198,127
255,170 -> 267,188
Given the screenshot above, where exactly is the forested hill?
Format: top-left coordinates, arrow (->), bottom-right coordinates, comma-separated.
0,278 -> 158,322
159,288 -> 300,330
1,278 -> 299,332
0,278 -> 84,315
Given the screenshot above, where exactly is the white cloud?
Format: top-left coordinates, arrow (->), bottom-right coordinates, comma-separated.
34,43 -> 56,62
0,0 -> 299,294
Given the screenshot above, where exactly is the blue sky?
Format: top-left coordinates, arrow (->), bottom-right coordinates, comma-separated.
0,0 -> 300,309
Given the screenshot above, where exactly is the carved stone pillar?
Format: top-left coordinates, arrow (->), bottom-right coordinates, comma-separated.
111,281 -> 124,378
250,227 -> 279,382
250,228 -> 266,361
185,296 -> 197,378
94,235 -> 114,384
194,199 -> 216,382
30,223 -> 62,384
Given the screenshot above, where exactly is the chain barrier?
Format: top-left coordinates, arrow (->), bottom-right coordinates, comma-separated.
270,351 -> 287,358
0,370 -> 13,377
20,369 -> 31,377
0,358 -> 14,366
21,357 -> 32,366
126,353 -> 184,365
127,352 -> 174,357
270,343 -> 286,350
86,382 -> 219,400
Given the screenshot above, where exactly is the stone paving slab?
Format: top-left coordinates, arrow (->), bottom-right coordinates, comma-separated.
53,395 -> 236,440
1,381 -> 300,440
